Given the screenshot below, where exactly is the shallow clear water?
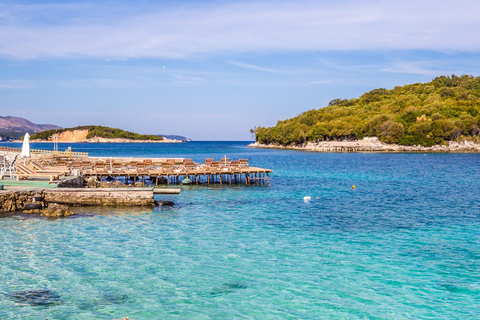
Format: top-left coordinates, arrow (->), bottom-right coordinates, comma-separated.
1,142 -> 479,319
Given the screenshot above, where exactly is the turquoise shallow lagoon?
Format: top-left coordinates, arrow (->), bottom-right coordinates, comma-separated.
1,141 -> 479,319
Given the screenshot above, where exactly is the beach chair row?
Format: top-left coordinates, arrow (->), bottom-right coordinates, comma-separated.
58,158 -> 249,175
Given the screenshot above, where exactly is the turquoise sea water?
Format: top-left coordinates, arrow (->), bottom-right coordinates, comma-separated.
1,141 -> 479,319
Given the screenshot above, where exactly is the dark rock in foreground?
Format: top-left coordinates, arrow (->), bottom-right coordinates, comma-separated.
57,176 -> 85,188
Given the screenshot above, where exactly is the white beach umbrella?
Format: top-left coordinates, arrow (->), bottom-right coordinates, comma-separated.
21,133 -> 30,159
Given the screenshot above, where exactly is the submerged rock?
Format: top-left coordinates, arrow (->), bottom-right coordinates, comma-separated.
6,289 -> 61,306
155,200 -> 174,206
41,203 -> 74,217
210,282 -> 247,296
102,293 -> 129,305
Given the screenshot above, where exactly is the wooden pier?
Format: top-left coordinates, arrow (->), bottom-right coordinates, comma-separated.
61,157 -> 272,186
0,149 -> 273,186
83,165 -> 272,186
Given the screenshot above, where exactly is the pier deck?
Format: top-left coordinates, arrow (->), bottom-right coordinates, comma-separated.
0,151 -> 273,186
82,166 -> 272,185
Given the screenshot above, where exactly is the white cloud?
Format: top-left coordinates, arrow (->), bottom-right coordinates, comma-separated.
172,74 -> 207,83
0,79 -> 32,89
56,78 -> 133,88
0,0 -> 479,60
309,79 -> 336,85
227,61 -> 285,74
381,61 -> 441,75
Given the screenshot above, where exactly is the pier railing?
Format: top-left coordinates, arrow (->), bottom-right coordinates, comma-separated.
0,146 -> 88,157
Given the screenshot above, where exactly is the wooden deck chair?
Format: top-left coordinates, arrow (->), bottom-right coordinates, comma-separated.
239,159 -> 249,167
94,162 -> 107,175
14,163 -> 60,182
210,161 -> 222,172
56,160 -> 67,167
163,159 -> 177,170
220,158 -> 230,168
161,164 -> 173,174
112,162 -> 125,174
71,161 -> 82,170
230,160 -> 241,170
204,158 -> 214,168
56,160 -> 70,172
79,160 -> 89,169
136,162 -> 150,175
128,161 -> 138,170
30,160 -> 69,176
30,160 -> 46,170
184,161 -> 196,173
143,159 -> 153,170
153,160 -> 163,169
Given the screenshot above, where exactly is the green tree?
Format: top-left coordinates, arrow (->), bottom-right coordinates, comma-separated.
381,121 -> 405,143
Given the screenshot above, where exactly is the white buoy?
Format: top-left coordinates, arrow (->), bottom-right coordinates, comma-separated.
303,196 -> 312,202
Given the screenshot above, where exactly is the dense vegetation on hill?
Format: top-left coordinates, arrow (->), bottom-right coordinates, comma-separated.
254,75 -> 480,146
31,125 -> 164,141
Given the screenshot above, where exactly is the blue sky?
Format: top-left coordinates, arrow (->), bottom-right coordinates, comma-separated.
1,0 -> 480,140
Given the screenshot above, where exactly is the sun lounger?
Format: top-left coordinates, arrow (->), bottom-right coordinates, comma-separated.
239,159 -> 249,167
111,162 -> 125,174
30,160 -> 70,176
13,163 -> 60,182
93,162 -> 107,175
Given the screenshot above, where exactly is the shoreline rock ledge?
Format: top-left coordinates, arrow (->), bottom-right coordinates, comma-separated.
248,137 -> 480,153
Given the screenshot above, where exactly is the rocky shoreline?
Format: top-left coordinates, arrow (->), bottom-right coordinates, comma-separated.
248,137 -> 480,153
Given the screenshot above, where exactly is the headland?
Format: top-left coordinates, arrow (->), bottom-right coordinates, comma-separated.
29,128 -> 183,143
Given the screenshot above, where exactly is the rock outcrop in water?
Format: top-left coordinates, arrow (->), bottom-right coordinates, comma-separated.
41,203 -> 74,217
249,137 -> 480,153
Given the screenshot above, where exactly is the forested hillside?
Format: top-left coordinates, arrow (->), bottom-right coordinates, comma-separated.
254,75 -> 480,146
31,125 -> 164,141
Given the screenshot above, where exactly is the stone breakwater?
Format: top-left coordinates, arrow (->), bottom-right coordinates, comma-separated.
44,188 -> 155,206
0,190 -> 44,212
0,190 -> 73,217
248,137 -> 480,153
0,188 -> 155,213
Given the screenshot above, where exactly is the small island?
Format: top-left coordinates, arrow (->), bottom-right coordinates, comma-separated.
30,125 -> 183,143
251,75 -> 480,152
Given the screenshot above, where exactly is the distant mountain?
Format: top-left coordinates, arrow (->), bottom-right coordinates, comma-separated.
157,134 -> 191,141
0,116 -> 61,141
